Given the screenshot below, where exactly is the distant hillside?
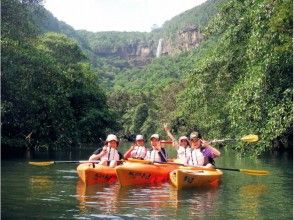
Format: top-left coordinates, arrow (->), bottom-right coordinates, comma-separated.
28,0 -> 223,90
151,0 -> 225,54
31,0 -> 223,66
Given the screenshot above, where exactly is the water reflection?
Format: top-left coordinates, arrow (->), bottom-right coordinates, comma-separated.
239,183 -> 268,219
30,175 -> 54,189
76,181 -> 220,219
169,185 -> 220,219
76,181 -> 122,214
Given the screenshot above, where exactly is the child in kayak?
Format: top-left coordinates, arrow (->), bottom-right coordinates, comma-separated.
124,134 -> 147,160
164,123 -> 191,165
189,132 -> 221,168
89,134 -> 123,168
144,134 -> 168,163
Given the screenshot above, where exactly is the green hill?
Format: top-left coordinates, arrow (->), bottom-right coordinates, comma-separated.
2,0 -> 292,156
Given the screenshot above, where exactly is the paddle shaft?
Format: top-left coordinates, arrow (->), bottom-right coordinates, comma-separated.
146,161 -> 268,175
28,160 -> 121,166
53,160 -> 101,164
216,167 -> 239,171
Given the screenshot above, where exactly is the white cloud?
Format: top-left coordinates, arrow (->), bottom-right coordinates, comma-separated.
44,0 -> 207,32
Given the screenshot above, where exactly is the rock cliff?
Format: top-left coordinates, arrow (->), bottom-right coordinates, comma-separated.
92,26 -> 203,67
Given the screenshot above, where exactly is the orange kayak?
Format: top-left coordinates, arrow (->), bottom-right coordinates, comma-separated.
115,160 -> 179,186
170,166 -> 223,189
77,163 -> 117,185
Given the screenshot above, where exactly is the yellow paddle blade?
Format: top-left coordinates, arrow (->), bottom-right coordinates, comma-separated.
29,161 -> 55,166
240,169 -> 269,176
240,134 -> 259,143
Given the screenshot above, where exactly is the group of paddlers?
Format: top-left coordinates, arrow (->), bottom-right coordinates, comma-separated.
89,123 -> 221,168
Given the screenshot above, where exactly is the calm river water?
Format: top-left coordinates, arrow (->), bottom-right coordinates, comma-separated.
1,144 -> 293,219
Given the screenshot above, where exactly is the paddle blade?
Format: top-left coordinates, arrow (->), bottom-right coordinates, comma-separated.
29,161 -> 55,166
240,134 -> 259,143
240,169 -> 269,176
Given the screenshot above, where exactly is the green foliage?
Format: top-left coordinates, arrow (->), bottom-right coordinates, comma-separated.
155,0 -> 225,39
2,1 -> 117,150
76,31 -> 150,55
1,0 -> 39,39
2,38 -> 77,148
35,32 -> 86,64
176,0 -> 292,155
130,103 -> 149,134
225,0 -> 293,154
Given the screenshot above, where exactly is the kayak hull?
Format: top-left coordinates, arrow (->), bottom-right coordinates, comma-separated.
116,161 -> 179,186
77,163 -> 117,185
170,167 -> 223,189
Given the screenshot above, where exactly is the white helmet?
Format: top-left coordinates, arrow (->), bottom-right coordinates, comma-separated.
106,134 -> 118,142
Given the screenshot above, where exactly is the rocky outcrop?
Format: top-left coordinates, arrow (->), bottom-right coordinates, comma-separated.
92,26 -> 203,67
160,25 -> 204,56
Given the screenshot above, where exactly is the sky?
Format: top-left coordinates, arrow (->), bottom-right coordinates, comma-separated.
43,0 -> 207,32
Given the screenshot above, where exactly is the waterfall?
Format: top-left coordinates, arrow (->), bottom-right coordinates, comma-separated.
156,38 -> 163,58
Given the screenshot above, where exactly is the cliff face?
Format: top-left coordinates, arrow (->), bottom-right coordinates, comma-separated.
161,26 -> 204,56
92,26 -> 203,67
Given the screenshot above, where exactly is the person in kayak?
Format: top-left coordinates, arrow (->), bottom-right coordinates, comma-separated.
189,132 -> 221,168
144,134 -> 168,163
124,134 -> 147,160
89,134 -> 123,168
163,123 -> 191,165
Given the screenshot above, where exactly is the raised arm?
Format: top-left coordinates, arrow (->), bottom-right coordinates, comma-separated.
163,123 -> 178,148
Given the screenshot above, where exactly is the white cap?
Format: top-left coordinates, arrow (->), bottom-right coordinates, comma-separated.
150,134 -> 160,140
106,134 -> 118,142
179,136 -> 189,142
190,132 -> 201,139
136,135 -> 144,141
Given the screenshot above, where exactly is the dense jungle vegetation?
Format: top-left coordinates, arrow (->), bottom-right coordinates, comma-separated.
1,0 -> 292,156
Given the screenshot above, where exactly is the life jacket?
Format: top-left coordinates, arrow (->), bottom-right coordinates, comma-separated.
130,145 -> 147,159
145,147 -> 167,162
189,147 -> 215,166
177,146 -> 191,165
98,146 -> 121,161
189,148 -> 204,166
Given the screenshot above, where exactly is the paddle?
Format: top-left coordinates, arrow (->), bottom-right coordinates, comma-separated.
210,134 -> 259,144
151,161 -> 268,176
216,167 -> 269,176
29,160 -> 102,166
162,134 -> 259,145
